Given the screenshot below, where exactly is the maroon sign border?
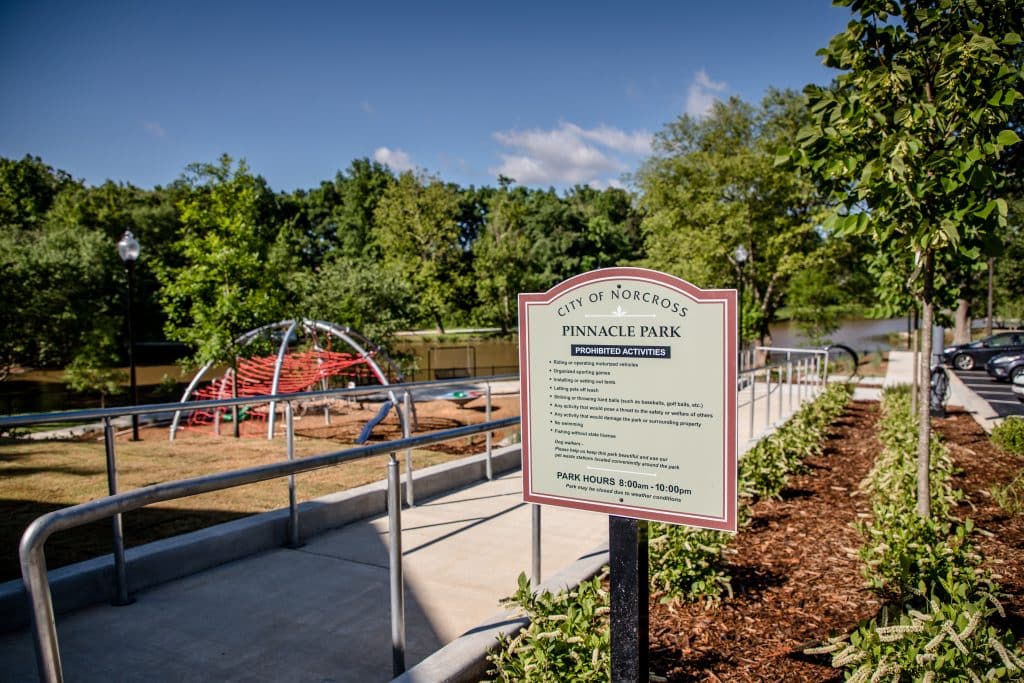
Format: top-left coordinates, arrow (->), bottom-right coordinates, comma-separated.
518,267 -> 738,532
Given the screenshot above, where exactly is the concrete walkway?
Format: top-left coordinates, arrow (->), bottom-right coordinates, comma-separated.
0,367 -> 895,682
0,471 -> 608,682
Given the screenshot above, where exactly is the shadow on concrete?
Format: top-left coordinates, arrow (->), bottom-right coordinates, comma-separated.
0,499 -> 251,583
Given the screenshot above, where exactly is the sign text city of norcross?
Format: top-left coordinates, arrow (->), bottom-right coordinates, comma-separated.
518,267 -> 738,531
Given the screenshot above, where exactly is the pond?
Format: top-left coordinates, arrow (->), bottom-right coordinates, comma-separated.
767,317 -> 910,353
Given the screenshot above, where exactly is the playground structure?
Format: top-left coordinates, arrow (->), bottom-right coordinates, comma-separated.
169,320 -> 407,441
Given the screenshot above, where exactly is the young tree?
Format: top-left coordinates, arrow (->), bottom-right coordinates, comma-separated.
796,0 -> 1023,517
64,327 -> 126,408
155,155 -> 297,434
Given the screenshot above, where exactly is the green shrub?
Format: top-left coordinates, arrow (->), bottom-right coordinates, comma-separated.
858,513 -> 986,606
992,416 -> 1024,456
485,572 -> 610,682
738,382 -> 853,500
991,472 -> 1024,515
648,524 -> 734,606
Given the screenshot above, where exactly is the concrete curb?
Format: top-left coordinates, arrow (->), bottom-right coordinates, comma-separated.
0,444 -> 524,633
947,370 -> 1003,434
392,544 -> 611,683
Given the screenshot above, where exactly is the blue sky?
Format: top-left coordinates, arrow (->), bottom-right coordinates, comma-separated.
1,1 -> 851,193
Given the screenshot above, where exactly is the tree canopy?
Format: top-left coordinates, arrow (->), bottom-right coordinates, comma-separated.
638,90 -> 829,345
796,0 -> 1024,516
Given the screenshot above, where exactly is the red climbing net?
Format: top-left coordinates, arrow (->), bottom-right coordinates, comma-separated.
184,350 -> 377,432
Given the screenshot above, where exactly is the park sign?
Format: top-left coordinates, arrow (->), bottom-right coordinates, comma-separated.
518,267 -> 738,532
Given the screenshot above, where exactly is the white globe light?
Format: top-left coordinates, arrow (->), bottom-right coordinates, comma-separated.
118,230 -> 141,262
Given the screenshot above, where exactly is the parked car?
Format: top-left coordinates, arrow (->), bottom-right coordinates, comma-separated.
1013,372 -> 1024,403
941,331 -> 1024,371
986,352 -> 1024,382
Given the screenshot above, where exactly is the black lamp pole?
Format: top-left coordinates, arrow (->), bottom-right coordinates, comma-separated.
735,244 -> 748,369
118,231 -> 141,441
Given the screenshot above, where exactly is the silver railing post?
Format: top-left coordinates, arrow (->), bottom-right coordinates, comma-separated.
786,353 -> 793,415
765,367 -> 772,430
388,454 -> 406,676
403,391 -> 414,507
532,503 -> 541,585
777,362 -> 784,417
285,402 -> 300,548
321,378 -> 331,426
485,383 -> 493,480
748,370 -> 756,438
103,418 -> 130,606
798,358 -> 805,403
22,538 -> 62,682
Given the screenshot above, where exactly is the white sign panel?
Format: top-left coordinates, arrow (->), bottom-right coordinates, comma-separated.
519,267 -> 738,531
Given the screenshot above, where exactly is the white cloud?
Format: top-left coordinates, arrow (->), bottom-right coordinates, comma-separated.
490,122 -> 652,188
142,121 -> 167,138
373,146 -> 415,173
576,124 -> 652,156
359,100 -> 374,114
685,69 -> 728,117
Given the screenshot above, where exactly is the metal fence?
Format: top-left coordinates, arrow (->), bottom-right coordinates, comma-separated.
738,347 -> 828,442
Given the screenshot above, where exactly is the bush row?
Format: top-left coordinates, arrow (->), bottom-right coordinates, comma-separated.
808,387 -> 1023,682
486,382 -> 853,681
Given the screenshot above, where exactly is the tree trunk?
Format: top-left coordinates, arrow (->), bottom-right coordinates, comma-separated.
916,253 -> 935,519
953,299 -> 971,345
911,317 -> 918,416
986,257 -> 994,336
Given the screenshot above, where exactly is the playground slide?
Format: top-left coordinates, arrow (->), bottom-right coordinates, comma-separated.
356,400 -> 394,444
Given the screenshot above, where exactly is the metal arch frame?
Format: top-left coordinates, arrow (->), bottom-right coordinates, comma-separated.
169,320 -> 407,441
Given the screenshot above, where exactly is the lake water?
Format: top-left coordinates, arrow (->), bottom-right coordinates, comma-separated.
767,317 -> 910,352
2,318 -> 911,416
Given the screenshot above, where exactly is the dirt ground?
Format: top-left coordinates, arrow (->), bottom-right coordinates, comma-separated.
648,403 -> 1024,681
0,393 -> 520,583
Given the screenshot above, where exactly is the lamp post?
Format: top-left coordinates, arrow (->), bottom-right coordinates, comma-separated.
117,230 -> 141,441
734,244 -> 748,369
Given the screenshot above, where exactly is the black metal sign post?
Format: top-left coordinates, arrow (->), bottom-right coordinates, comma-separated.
610,515 -> 648,682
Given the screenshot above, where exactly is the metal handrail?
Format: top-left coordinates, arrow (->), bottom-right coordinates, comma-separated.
3,373 -> 521,618
20,415 -> 520,683
737,348 -> 829,439
0,373 -> 520,429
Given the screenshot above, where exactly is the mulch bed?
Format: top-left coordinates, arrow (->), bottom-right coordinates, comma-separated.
648,402 -> 1024,682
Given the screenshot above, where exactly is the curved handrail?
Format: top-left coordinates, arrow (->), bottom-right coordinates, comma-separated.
19,415 -> 520,683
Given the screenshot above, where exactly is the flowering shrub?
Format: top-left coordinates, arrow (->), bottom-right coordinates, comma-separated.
485,572 -> 610,682
813,387 -> 1023,681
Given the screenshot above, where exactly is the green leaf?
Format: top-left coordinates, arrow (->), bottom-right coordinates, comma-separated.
974,200 -> 997,219
996,129 -> 1021,147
